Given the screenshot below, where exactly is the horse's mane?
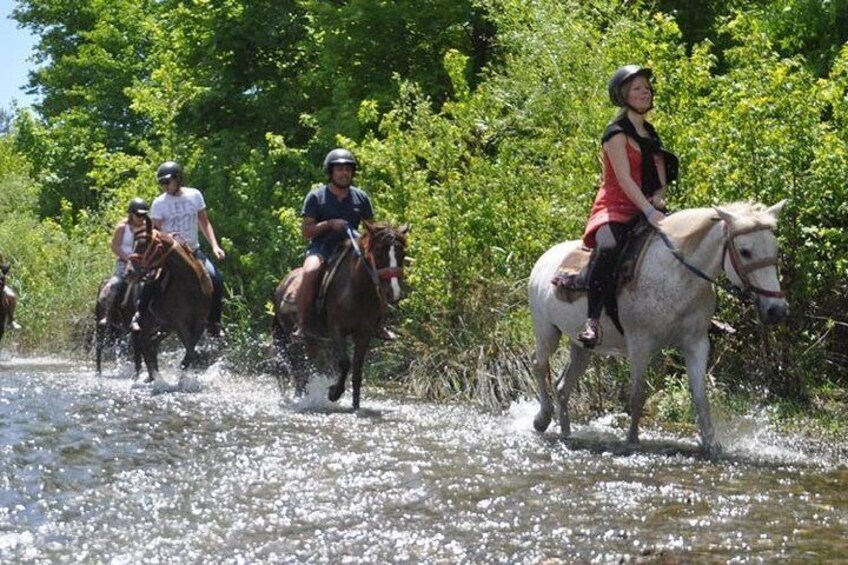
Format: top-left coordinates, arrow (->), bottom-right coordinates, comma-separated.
360,223 -> 408,256
662,201 -> 776,256
158,231 -> 208,280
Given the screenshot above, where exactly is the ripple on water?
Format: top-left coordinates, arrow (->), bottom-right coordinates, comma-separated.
0,358 -> 846,563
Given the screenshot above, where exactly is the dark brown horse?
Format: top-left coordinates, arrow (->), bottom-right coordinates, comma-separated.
273,222 -> 409,409
0,263 -> 10,347
94,277 -> 139,376
131,215 -> 213,384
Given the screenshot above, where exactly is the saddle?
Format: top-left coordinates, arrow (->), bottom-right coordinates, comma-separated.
551,218 -> 655,303
144,239 -> 213,300
279,244 -> 353,313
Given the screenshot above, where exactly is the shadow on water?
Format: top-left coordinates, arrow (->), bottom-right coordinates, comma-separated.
534,427 -> 707,459
536,426 -> 841,472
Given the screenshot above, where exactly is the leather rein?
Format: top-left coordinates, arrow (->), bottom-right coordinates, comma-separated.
130,231 -> 179,271
658,222 -> 784,303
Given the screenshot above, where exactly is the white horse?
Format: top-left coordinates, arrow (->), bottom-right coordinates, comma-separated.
528,201 -> 788,458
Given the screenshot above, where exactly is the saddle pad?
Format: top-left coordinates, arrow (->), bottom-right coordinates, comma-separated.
551,246 -> 592,303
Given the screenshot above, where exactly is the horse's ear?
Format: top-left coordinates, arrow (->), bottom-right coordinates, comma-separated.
364,222 -> 376,235
398,223 -> 410,235
712,205 -> 737,226
765,199 -> 788,220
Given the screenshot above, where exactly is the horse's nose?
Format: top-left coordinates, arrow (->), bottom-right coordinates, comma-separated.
764,302 -> 788,325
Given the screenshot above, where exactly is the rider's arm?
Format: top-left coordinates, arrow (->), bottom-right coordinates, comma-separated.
198,209 -> 225,259
111,222 -> 128,261
302,217 -> 346,240
651,153 -> 668,209
605,134 -> 664,225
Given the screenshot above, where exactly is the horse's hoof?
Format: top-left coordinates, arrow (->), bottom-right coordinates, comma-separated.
702,442 -> 723,460
533,412 -> 552,432
327,385 -> 343,402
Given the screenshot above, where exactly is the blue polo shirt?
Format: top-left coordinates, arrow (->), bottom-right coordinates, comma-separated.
301,184 -> 374,256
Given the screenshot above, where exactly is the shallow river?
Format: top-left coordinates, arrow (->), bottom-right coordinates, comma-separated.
1,354 -> 846,563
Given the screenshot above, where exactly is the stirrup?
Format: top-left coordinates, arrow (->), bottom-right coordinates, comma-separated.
577,319 -> 601,348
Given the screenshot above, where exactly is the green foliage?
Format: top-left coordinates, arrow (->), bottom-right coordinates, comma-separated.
4,0 -> 848,427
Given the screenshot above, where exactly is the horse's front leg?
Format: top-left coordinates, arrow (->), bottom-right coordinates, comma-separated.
350,334 -> 371,410
682,335 -> 721,458
131,331 -> 143,379
327,332 -> 350,403
178,333 -> 201,371
140,334 -> 160,384
626,342 -> 655,447
95,322 -> 105,376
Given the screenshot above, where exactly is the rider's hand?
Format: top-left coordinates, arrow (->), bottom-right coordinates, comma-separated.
213,245 -> 226,260
645,206 -> 666,229
330,219 -> 348,231
650,195 -> 667,211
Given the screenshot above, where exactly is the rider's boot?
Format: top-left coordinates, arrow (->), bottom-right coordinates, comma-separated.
577,318 -> 601,348
97,284 -> 115,326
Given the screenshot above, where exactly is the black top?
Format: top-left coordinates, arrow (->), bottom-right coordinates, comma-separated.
301,184 -> 374,248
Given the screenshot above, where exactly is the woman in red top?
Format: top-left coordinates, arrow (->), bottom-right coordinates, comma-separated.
578,65 -> 677,347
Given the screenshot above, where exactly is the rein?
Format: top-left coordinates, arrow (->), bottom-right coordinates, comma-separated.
131,232 -> 179,271
657,222 -> 784,302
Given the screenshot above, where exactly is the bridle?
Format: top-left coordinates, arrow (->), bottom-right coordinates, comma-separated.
346,227 -> 406,300
658,221 -> 784,303
130,231 -> 178,271
722,224 -> 785,300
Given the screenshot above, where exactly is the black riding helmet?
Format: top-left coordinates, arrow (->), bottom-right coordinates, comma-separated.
608,65 -> 653,107
156,161 -> 183,183
323,148 -> 357,176
127,197 -> 149,215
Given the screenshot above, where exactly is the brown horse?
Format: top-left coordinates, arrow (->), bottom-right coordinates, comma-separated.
130,215 -> 213,384
94,277 -> 139,376
273,222 -> 409,409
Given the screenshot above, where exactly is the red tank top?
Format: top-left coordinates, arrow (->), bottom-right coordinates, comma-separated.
582,141 -> 658,248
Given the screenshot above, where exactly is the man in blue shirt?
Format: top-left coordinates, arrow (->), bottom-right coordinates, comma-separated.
293,148 -> 395,340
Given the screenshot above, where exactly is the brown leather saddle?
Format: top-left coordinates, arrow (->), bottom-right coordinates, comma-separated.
279,244 -> 353,313
551,219 -> 656,303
